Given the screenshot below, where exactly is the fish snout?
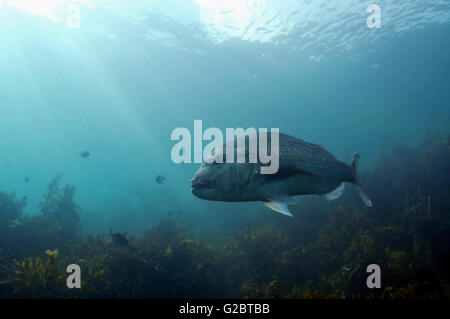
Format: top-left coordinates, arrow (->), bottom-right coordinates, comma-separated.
191,165 -> 219,199
191,166 -> 216,191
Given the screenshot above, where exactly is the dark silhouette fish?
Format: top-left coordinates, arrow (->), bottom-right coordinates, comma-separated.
80,151 -> 90,158
24,177 -> 30,183
190,132 -> 372,217
109,228 -> 129,247
156,174 -> 166,184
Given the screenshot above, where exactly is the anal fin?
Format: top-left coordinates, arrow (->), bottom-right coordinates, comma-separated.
322,183 -> 345,201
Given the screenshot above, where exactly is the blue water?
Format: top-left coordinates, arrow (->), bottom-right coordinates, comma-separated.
0,0 -> 449,235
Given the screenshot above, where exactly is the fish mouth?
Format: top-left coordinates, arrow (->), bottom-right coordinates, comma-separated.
190,179 -> 215,190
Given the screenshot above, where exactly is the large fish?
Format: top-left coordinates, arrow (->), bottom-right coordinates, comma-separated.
190,132 -> 372,216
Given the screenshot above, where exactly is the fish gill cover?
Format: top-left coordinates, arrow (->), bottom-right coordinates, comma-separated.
0,0 -> 449,300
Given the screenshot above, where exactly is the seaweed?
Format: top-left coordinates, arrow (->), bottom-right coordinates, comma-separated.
0,191 -> 27,243
0,133 -> 449,299
10,250 -> 64,298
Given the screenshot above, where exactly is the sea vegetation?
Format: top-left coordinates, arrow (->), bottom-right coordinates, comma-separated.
0,133 -> 449,299
2,173 -> 81,258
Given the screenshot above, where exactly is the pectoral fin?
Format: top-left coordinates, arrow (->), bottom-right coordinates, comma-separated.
265,166 -> 317,182
278,166 -> 316,178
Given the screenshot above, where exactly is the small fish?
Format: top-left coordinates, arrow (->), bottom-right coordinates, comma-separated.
109,228 -> 129,247
80,151 -> 90,158
191,132 -> 372,217
156,174 -> 166,184
24,177 -> 30,183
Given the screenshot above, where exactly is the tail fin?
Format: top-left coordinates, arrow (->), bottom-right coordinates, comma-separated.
351,153 -> 373,207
